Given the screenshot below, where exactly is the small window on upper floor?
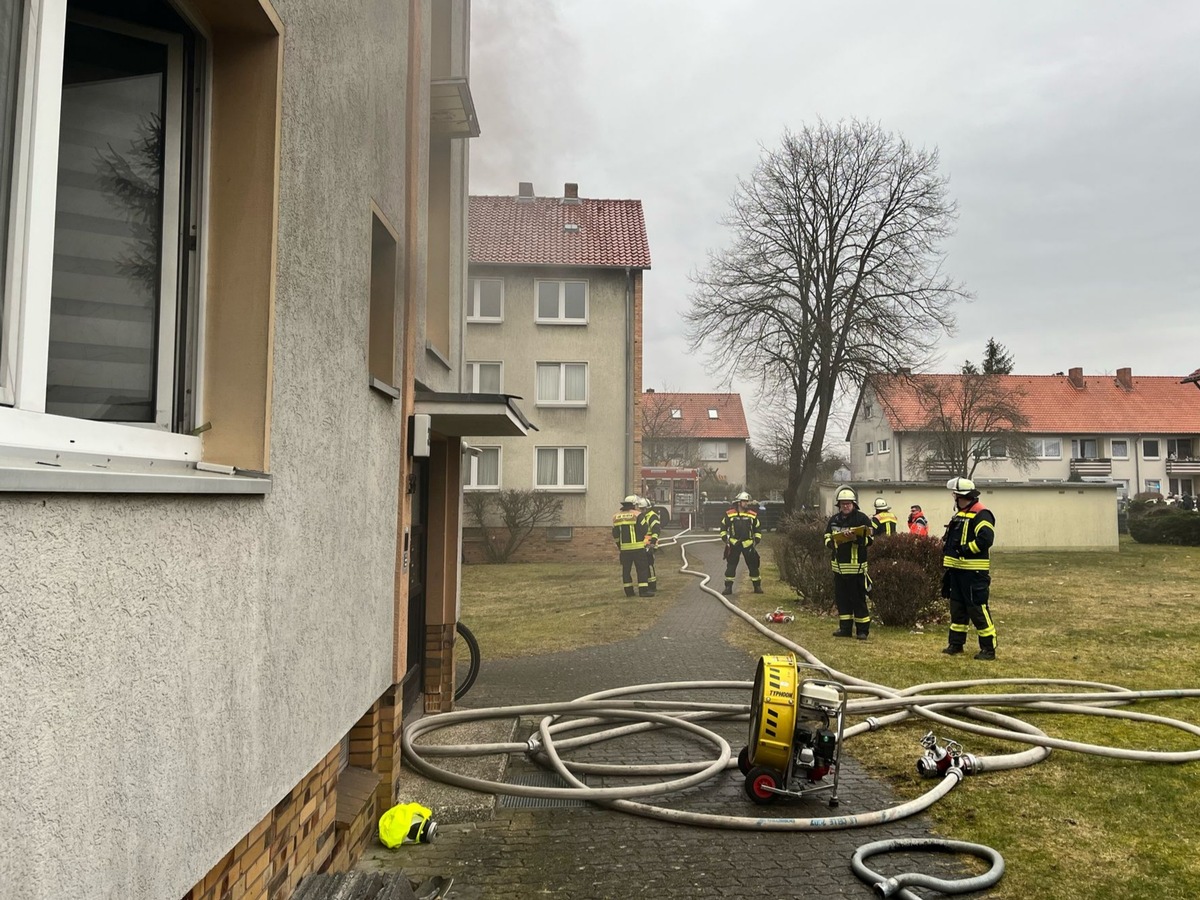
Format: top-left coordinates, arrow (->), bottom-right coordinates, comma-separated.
670,408 -> 682,419
535,446 -> 586,490
1142,439 -> 1160,460
536,362 -> 587,406
878,439 -> 890,454
865,442 -> 873,456
468,278 -> 503,322
535,279 -> 587,324
698,440 -> 728,461
1110,439 -> 1129,460
466,361 -> 502,394
707,408 -> 718,419
368,205 -> 399,392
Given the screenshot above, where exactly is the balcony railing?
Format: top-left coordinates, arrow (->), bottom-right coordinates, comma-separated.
1070,457 -> 1112,476
924,461 -> 956,480
1166,457 -> 1200,475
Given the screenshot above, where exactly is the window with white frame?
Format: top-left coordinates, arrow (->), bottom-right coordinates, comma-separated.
670,408 -> 681,419
465,446 -> 500,490
1167,438 -> 1193,459
467,278 -> 503,321
707,408 -> 718,419
1109,439 -> 1128,459
1071,438 -> 1099,459
466,360 -> 502,393
698,440 -> 728,461
0,1 -> 267,469
1032,438 -> 1062,459
878,438 -> 890,453
535,446 -> 586,489
1142,439 -> 1160,459
535,362 -> 587,406
865,442 -> 873,456
535,279 -> 587,323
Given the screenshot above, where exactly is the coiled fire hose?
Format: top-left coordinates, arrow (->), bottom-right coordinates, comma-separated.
402,532 -> 1200,861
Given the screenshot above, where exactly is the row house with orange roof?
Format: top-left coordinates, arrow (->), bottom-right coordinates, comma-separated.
849,366 -> 1200,499
464,182 -> 651,559
641,389 -> 751,487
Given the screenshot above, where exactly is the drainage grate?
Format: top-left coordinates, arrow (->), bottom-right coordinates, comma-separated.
499,772 -> 591,809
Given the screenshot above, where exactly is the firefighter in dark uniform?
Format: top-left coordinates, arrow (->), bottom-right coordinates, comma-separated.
824,485 -> 873,640
613,495 -> 652,597
637,497 -> 662,595
871,498 -> 899,536
941,476 -> 998,660
720,492 -> 763,595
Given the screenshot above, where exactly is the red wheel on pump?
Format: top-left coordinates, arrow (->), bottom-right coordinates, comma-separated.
744,766 -> 782,805
737,746 -> 751,775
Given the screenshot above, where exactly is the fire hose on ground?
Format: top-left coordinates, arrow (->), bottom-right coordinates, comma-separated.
401,532 -> 1200,889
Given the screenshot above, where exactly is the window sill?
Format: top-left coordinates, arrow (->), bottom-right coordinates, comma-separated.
0,447 -> 271,495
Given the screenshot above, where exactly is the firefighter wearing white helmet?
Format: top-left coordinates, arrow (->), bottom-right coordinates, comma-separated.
720,492 -> 763,595
940,476 -> 998,660
636,497 -> 662,595
871,497 -> 899,536
824,485 -> 874,639
613,495 -> 651,597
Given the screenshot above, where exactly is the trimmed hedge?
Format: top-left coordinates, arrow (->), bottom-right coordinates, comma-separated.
1128,506 -> 1200,546
774,514 -> 947,627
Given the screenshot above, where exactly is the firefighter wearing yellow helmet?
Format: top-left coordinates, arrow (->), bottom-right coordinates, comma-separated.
941,477 -> 998,660
824,485 -> 874,639
871,497 -> 899,536
613,495 -> 651,597
636,497 -> 661,595
720,491 -> 763,596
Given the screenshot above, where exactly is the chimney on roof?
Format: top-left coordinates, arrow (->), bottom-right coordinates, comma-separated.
1068,367 -> 1085,389
1116,367 -> 1133,390
896,366 -> 911,375
517,181 -> 534,200
562,182 -> 580,205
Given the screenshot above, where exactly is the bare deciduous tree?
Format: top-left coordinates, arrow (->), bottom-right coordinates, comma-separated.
895,373 -> 1037,478
686,119 -> 965,513
640,390 -> 700,466
463,489 -> 563,563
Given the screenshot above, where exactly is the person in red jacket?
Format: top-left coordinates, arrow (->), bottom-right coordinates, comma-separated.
907,504 -> 929,536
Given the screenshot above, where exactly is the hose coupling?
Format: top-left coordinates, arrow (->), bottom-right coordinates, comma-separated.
953,753 -> 981,776
864,716 -> 880,731
524,735 -> 542,756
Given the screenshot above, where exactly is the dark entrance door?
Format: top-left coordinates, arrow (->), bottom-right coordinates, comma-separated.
402,460 -> 428,714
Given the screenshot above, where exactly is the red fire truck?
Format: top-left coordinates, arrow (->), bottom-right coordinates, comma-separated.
640,466 -> 702,528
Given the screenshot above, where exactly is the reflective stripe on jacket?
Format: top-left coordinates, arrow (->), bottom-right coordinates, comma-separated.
942,503 -> 995,571
613,509 -> 643,551
639,509 -> 662,545
721,509 -> 761,548
872,511 -> 899,535
824,509 -> 873,574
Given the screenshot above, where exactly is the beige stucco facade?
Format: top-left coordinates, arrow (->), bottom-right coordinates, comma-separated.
818,481 -> 1121,551
465,264 -> 641,528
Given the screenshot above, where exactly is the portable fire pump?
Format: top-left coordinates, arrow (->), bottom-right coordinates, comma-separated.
737,654 -> 847,807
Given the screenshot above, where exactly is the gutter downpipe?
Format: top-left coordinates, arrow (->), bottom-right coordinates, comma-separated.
625,267 -> 633,494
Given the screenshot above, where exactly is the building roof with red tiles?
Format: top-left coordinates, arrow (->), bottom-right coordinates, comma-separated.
643,391 -> 750,440
469,188 -> 651,269
867,369 -> 1200,435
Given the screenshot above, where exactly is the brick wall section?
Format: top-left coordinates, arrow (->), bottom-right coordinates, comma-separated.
182,747 -> 339,900
183,683 -> 409,900
423,621 -> 455,713
461,526 -> 615,564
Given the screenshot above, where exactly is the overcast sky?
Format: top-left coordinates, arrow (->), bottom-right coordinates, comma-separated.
469,0 -> 1200,446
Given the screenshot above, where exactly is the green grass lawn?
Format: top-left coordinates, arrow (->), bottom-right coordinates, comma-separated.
461,537 -> 1200,900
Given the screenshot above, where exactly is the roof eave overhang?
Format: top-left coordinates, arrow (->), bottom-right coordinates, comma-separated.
414,391 -> 536,438
468,260 -> 650,270
430,77 -> 481,139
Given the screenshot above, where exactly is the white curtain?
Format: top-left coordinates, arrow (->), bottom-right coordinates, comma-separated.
536,448 -> 557,485
476,448 -> 499,486
563,448 -> 585,486
536,363 -> 560,402
564,363 -> 586,402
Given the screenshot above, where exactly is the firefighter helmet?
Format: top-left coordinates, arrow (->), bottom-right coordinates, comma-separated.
637,497 -> 652,509
735,491 -> 752,502
946,476 -> 979,497
835,486 -> 857,504
622,495 -> 639,506
873,498 -> 891,511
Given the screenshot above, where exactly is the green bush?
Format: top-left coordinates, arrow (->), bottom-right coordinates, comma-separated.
1128,506 -> 1200,546
773,512 -> 834,613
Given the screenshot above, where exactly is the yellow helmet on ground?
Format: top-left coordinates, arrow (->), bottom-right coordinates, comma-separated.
835,486 -> 857,504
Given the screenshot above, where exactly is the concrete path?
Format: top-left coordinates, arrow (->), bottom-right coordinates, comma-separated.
359,537 -> 978,898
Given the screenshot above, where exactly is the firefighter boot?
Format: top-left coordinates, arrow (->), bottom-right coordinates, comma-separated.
752,582 -> 764,594
941,645 -> 964,655
721,581 -> 733,596
624,588 -> 635,598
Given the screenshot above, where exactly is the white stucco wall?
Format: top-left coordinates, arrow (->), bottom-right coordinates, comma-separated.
0,1 -> 428,896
